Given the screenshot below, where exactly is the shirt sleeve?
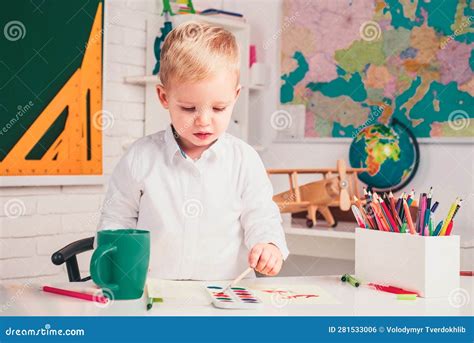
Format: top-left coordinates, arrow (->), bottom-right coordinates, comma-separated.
240,147 -> 290,260
95,145 -> 142,245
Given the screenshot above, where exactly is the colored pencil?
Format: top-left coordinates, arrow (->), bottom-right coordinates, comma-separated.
42,286 -> 108,304
440,198 -> 460,236
415,193 -> 423,234
380,198 -> 399,232
430,201 -> 439,213
389,192 -> 402,227
451,202 -> 462,221
433,220 -> 444,236
349,188 -> 461,237
351,205 -> 365,228
445,220 -> 454,236
403,199 -> 416,234
372,196 -> 390,231
354,196 -> 369,228
365,203 -> 378,229
363,188 -> 369,201
399,192 -> 407,220
407,189 -> 415,206
423,187 -> 433,234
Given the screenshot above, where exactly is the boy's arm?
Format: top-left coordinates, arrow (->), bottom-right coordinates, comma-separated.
96,146 -> 141,236
240,148 -> 290,261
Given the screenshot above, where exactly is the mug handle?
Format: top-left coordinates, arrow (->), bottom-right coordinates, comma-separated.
90,244 -> 119,292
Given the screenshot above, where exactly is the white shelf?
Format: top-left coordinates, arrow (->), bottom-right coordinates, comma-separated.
125,75 -> 160,85
125,76 -> 264,90
284,227 -> 355,239
174,14 -> 249,31
248,84 -> 265,91
283,219 -> 356,240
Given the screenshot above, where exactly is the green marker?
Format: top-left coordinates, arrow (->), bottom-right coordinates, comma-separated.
147,297 -> 154,311
397,294 -> 417,300
147,297 -> 163,310
346,275 -> 360,287
341,274 -> 349,282
400,222 -> 407,233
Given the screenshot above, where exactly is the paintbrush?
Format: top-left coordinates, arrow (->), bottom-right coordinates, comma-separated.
222,267 -> 254,293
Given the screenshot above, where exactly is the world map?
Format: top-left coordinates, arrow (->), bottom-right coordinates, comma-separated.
280,0 -> 473,138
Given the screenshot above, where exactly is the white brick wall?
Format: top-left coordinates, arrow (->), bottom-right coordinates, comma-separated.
0,0 -> 158,283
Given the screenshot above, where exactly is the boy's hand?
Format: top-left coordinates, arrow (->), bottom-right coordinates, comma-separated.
248,243 -> 283,276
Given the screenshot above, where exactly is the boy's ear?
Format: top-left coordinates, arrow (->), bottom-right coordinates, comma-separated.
156,84 -> 169,109
234,84 -> 242,100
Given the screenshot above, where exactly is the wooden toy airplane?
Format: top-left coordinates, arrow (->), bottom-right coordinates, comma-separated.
267,160 -> 368,228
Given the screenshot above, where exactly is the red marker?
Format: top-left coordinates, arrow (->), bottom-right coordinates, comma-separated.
444,220 -> 454,236
368,283 -> 419,296
42,286 -> 108,304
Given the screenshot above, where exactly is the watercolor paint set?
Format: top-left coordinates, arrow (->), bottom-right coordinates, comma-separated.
206,285 -> 263,309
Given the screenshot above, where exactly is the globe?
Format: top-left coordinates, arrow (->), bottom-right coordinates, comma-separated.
349,119 -> 420,192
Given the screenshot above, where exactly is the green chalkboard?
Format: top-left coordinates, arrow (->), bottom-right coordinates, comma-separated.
0,0 -> 103,163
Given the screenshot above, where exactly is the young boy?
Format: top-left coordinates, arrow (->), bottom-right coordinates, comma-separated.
97,21 -> 289,280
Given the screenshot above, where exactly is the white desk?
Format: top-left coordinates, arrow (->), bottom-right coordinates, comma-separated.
1,276 -> 472,316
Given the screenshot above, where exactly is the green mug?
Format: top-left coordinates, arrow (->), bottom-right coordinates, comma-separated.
90,229 -> 150,300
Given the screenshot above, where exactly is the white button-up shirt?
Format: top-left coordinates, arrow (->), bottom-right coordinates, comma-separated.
96,125 -> 289,280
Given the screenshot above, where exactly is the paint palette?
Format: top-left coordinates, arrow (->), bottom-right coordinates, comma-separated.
205,285 -> 263,309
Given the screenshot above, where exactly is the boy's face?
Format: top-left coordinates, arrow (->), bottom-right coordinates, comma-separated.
156,69 -> 240,151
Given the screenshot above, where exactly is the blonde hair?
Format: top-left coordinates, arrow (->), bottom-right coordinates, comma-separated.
159,21 -> 240,87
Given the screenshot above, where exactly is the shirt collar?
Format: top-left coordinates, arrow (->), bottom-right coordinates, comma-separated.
164,124 -> 226,164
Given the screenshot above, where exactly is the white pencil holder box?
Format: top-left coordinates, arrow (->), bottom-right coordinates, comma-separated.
355,228 -> 460,298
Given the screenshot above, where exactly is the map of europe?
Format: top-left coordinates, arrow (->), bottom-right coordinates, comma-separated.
280,0 -> 473,138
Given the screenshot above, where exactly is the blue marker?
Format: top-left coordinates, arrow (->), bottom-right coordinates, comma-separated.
433,220 -> 444,236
